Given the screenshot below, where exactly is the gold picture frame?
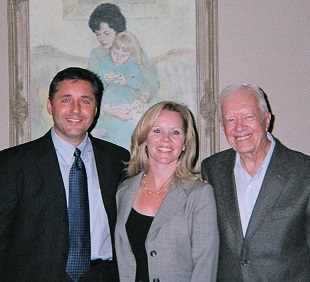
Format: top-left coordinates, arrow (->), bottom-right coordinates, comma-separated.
8,0 -> 219,162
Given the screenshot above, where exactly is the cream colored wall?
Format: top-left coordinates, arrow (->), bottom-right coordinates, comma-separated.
1,1 -> 310,155
0,0 -> 9,150
218,1 -> 310,155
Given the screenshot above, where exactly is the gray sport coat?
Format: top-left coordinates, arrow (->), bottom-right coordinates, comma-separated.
201,138 -> 310,282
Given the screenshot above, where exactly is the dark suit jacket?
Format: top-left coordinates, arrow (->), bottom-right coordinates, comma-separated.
0,131 -> 130,282
201,138 -> 310,282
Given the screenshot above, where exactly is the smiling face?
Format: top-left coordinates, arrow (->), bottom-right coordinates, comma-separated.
221,90 -> 271,158
146,110 -> 186,169
47,79 -> 97,146
95,22 -> 117,50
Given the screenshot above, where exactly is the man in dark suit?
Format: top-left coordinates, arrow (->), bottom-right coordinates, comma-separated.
201,83 -> 310,281
0,67 -> 130,281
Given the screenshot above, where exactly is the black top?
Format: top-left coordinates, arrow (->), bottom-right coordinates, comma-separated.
126,208 -> 154,282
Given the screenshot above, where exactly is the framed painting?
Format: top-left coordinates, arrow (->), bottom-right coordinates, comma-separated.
8,0 -> 219,162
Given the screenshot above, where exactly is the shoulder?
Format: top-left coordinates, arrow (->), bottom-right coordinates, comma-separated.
201,148 -> 235,167
272,138 -> 310,172
173,179 -> 216,211
90,136 -> 130,160
90,45 -> 108,58
99,54 -> 112,63
117,173 -> 142,196
177,178 -> 215,198
0,132 -> 51,160
0,133 -> 54,174
120,172 -> 142,186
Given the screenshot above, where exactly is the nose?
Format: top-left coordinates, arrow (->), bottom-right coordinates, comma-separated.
71,100 -> 81,113
98,34 -> 106,43
235,118 -> 246,131
161,132 -> 171,142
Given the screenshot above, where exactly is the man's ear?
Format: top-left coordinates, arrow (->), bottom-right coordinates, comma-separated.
47,98 -> 52,115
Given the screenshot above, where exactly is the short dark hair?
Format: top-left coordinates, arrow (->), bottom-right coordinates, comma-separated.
88,3 -> 126,33
48,67 -> 103,106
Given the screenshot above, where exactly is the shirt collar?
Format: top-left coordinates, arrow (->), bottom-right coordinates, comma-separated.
51,127 -> 89,163
235,132 -> 275,174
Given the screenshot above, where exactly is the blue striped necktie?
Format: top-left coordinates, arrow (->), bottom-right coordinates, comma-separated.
66,148 -> 91,281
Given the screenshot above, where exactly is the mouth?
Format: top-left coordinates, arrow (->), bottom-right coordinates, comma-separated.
67,118 -> 82,123
157,146 -> 172,152
236,134 -> 251,141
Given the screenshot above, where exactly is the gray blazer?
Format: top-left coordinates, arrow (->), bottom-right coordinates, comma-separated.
115,172 -> 219,282
201,138 -> 310,282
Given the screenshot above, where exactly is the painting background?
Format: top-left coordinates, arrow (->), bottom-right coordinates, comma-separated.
29,0 -> 197,144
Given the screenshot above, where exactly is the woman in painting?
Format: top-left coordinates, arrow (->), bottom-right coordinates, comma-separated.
88,3 -> 159,114
115,101 -> 219,281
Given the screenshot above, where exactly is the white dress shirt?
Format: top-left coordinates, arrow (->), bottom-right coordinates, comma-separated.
51,127 -> 112,260
234,133 -> 275,236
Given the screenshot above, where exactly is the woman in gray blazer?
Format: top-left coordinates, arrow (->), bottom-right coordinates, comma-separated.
115,101 -> 219,282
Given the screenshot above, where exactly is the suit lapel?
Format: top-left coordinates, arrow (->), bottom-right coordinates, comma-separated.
245,140 -> 290,241
218,153 -> 244,241
93,146 -> 113,214
37,132 -> 67,207
91,140 -> 122,231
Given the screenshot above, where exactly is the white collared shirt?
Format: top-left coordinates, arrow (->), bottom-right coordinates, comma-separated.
51,127 -> 112,260
234,132 -> 275,237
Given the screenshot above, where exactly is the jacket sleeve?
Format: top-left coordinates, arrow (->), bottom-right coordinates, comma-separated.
0,151 -> 18,273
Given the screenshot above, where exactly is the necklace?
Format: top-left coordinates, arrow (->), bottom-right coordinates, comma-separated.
142,173 -> 170,195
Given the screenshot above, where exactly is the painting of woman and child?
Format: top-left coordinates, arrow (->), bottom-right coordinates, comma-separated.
29,0 -> 197,151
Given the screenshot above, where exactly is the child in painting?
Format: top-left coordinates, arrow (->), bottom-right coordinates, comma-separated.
88,3 -> 160,111
93,31 -> 148,150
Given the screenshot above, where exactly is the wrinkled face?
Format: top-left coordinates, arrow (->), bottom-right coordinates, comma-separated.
95,22 -> 117,50
111,47 -> 131,65
146,110 -> 186,168
221,90 -> 271,157
47,80 -> 97,146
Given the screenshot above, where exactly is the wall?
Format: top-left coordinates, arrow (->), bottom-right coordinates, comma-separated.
218,1 -> 310,155
1,1 -> 310,155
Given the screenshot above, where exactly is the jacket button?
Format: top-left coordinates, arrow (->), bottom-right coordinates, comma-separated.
153,279 -> 160,282
150,250 -> 157,257
241,259 -> 248,266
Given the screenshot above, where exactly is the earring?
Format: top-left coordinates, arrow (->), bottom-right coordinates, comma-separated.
182,147 -> 185,151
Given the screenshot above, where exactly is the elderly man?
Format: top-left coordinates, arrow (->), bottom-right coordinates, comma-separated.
201,83 -> 310,281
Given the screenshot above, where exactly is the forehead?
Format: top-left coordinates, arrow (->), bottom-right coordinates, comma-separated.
97,22 -> 114,32
154,111 -> 184,126
222,90 -> 259,112
57,79 -> 94,94
112,47 -> 130,55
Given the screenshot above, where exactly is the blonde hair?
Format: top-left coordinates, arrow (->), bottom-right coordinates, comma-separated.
112,30 -> 144,65
127,101 -> 199,180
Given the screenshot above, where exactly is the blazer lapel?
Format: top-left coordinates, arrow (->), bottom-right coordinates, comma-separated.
116,173 -> 142,250
147,181 -> 187,240
118,173 -> 142,224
